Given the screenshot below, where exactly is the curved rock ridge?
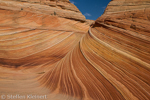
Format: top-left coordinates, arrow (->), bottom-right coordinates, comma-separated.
105,0 -> 150,14
0,0 -> 150,100
0,0 -> 85,21
0,10 -> 90,66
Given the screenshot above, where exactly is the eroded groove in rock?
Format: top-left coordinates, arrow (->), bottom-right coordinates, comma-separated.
0,0 -> 150,100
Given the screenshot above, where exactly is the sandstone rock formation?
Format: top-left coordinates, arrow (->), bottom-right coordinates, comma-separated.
0,0 -> 150,100
0,0 -> 86,21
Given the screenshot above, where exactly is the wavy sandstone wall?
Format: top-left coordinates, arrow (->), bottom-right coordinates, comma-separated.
0,0 -> 150,100
0,0 -> 86,21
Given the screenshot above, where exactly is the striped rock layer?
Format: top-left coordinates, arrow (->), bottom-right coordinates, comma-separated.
0,0 -> 86,21
0,0 -> 150,100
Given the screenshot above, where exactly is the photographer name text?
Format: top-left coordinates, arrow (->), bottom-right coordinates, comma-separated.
1,94 -> 47,99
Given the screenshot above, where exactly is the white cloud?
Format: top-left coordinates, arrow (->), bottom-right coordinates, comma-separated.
70,1 -> 75,4
84,13 -> 91,17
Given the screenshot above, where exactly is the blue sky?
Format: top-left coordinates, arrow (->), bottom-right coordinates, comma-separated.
70,0 -> 111,20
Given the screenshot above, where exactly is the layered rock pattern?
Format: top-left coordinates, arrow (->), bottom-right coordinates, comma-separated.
0,0 -> 85,21
0,0 -> 150,100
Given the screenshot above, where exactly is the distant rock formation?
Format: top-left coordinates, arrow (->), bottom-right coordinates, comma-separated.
0,0 -> 149,100
0,0 -> 86,21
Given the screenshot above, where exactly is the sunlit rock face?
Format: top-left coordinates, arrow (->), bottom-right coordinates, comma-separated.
0,0 -> 91,66
0,0 -> 85,21
0,0 -> 150,100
